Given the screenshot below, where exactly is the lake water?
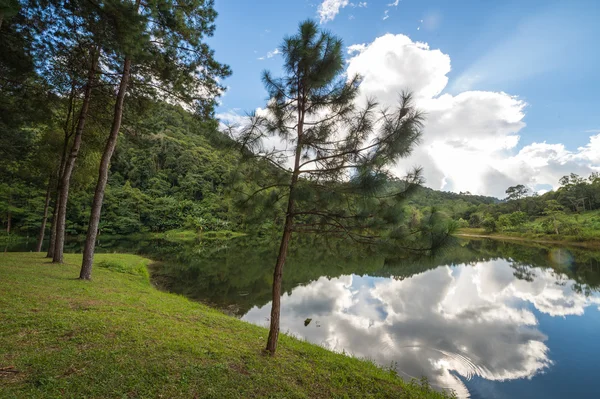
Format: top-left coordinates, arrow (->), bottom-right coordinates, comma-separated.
9,236 -> 600,398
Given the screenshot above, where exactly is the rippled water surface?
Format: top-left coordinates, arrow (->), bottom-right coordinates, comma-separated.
11,236 -> 600,398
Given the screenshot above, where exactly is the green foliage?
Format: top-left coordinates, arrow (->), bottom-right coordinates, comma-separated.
482,216 -> 497,234
456,218 -> 469,228
447,175 -> 600,242
505,184 -> 529,201
497,211 -> 527,232
233,20 -> 452,250
0,102 -> 244,235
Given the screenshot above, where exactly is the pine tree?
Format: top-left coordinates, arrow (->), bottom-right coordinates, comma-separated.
79,0 -> 230,279
19,0 -> 108,261
233,20 -> 434,355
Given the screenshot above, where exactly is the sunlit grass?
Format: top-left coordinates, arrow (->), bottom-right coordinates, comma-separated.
0,252 -> 453,398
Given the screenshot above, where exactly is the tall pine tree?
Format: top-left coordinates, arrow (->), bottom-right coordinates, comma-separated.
79,0 -> 230,279
233,20 -> 443,355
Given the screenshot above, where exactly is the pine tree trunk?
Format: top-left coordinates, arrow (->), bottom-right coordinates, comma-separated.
265,99 -> 305,355
47,91 -> 75,259
35,177 -> 52,252
265,207 -> 294,354
46,196 -> 59,258
5,188 -> 12,234
80,56 -> 132,280
53,49 -> 98,263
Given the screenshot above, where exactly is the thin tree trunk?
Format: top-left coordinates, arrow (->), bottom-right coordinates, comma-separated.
53,48 -> 98,263
46,196 -> 59,257
80,56 -> 132,280
35,177 -> 52,252
5,187 -> 12,234
265,96 -> 305,355
265,201 -> 294,354
47,84 -> 77,259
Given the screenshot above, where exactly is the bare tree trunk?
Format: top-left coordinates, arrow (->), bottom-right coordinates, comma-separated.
35,177 -> 52,252
47,84 -> 77,259
265,100 -> 305,355
80,56 -> 132,280
53,48 -> 98,263
265,204 -> 294,354
46,196 -> 59,257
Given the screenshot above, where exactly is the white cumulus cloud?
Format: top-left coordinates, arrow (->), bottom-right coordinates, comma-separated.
223,32 -> 599,197
346,33 -> 600,197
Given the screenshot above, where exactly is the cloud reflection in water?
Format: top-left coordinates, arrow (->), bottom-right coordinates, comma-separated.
242,260 -> 600,397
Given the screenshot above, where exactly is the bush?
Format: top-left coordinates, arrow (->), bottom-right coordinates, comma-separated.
482,217 -> 497,233
456,218 -> 469,228
469,213 -> 482,227
497,211 -> 527,232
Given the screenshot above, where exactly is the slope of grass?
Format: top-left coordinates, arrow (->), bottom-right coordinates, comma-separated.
0,253 -> 453,399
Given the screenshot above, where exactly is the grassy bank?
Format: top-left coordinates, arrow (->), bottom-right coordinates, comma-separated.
456,228 -> 600,248
0,253 -> 453,398
458,209 -> 600,246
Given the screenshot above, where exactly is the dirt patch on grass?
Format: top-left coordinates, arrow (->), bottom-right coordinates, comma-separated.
228,362 -> 250,376
0,366 -> 26,383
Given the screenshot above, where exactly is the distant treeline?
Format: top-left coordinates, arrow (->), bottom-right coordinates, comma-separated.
406,175 -> 600,240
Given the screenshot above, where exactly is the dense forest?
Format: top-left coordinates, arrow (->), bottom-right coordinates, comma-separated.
0,0 -> 234,266
0,102 -> 240,237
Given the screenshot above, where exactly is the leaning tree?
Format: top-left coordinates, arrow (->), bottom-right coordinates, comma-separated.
79,0 -> 230,280
232,20 -> 449,355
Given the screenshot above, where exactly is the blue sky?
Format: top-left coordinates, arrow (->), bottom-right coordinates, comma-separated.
208,0 -> 600,197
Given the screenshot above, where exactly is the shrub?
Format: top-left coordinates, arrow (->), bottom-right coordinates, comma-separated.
497,211 -> 527,232
482,217 -> 497,233
456,218 -> 469,229
469,213 -> 482,227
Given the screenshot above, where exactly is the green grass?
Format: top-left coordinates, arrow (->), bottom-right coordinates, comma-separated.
0,253 -> 453,399
96,255 -> 150,280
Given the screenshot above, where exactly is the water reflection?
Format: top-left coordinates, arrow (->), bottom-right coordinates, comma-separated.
243,258 -> 600,397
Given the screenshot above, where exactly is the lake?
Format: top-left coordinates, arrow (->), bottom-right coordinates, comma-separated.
8,236 -> 600,398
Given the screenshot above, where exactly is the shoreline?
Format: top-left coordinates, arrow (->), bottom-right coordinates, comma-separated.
456,232 -> 600,249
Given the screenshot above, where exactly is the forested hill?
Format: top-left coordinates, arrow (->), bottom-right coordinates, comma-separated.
406,186 -> 499,214
99,104 -> 238,235
3,96 -> 599,240
0,102 -> 242,236
0,97 -> 495,237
